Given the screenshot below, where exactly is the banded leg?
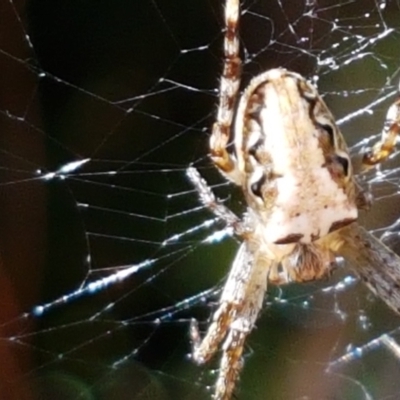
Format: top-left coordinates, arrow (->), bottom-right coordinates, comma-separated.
210,0 -> 242,180
191,243 -> 270,399
362,91 -> 400,167
335,223 -> 400,315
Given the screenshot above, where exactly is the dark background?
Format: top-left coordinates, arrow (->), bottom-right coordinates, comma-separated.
1,1 -> 400,399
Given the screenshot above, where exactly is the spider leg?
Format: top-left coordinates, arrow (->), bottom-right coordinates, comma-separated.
210,0 -> 242,182
362,93 -> 400,168
214,329 -> 246,400
190,242 -> 270,399
187,167 -> 248,236
216,268 -> 268,400
333,223 -> 400,315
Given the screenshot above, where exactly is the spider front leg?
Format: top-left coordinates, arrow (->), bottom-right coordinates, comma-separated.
362,90 -> 400,168
190,242 -> 271,400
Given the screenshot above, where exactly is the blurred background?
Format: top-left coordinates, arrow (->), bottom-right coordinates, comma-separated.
1,1 -> 400,399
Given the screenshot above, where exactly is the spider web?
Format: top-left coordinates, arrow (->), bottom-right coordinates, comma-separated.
1,0 -> 400,399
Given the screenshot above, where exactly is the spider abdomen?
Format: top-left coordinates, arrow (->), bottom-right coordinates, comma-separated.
235,68 -> 358,244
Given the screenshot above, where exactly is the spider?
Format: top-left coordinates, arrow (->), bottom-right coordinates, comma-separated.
186,0 -> 400,399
